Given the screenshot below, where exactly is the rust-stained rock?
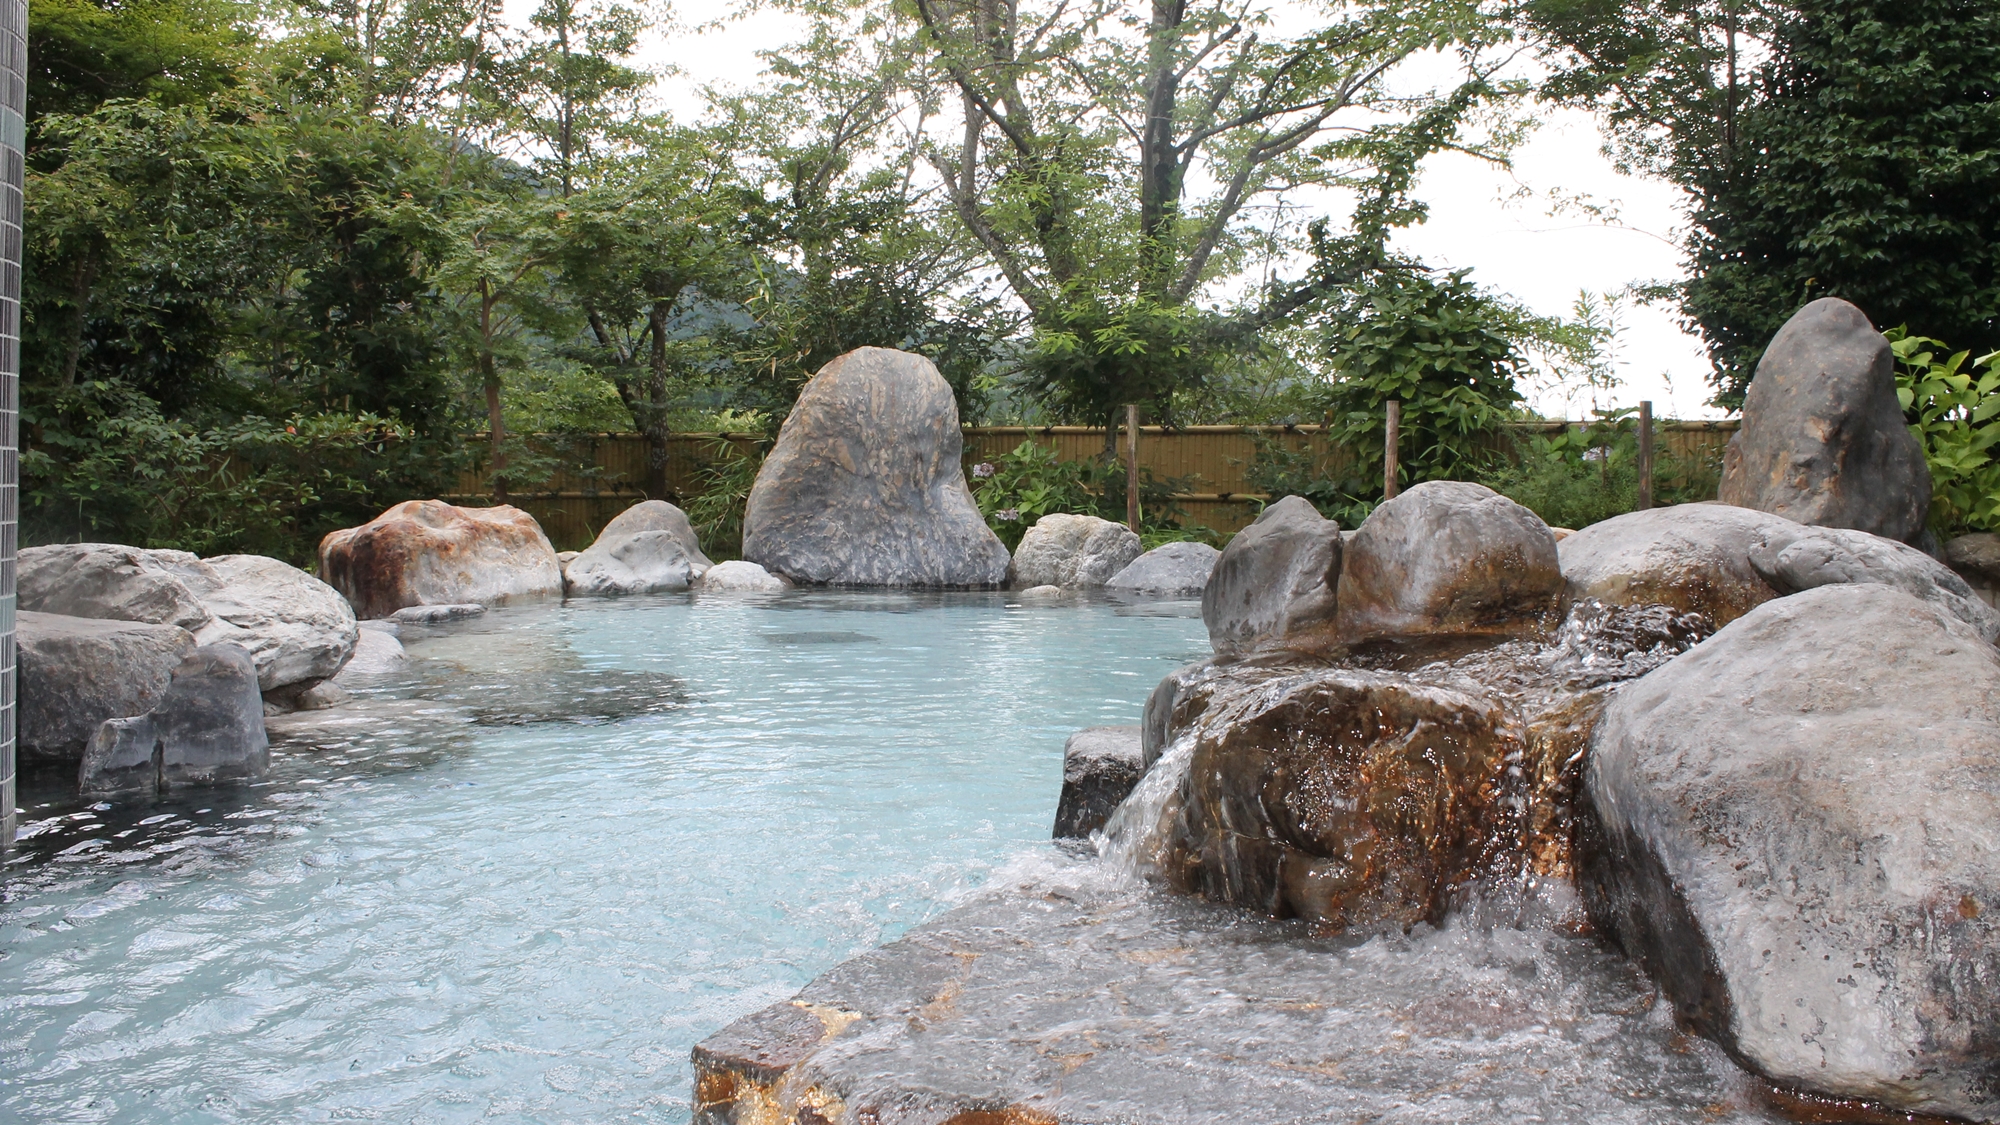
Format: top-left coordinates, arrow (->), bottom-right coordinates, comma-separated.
1200,495 -> 1342,655
318,500 -> 563,619
1718,297 -> 1931,543
1159,667 -> 1523,929
1336,481 -> 1562,643
1557,503 -> 1794,627
741,347 -> 1009,588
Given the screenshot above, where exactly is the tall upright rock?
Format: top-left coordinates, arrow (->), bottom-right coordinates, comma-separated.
1719,298 -> 1931,543
741,347 -> 1009,588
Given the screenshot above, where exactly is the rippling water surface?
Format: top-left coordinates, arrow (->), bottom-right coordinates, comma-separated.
0,591 -> 1210,1123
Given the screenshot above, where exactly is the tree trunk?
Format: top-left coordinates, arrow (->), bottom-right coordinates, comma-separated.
481,282 -> 508,504
645,298 -> 672,501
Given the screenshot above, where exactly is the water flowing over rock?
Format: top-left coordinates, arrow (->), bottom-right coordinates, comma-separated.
563,500 -> 712,596
1582,584 -> 2000,1121
1200,495 -> 1342,655
195,554 -> 359,692
17,611 -> 195,762
1557,504 -> 1795,627
80,644 -> 270,798
1748,522 -> 2000,643
697,560 -> 790,593
1106,540 -> 1219,596
19,543 -> 214,631
318,500 -> 563,619
1051,726 -> 1143,839
1008,513 -> 1141,589
1337,481 -> 1562,643
1719,298 -> 1931,543
741,347 -> 1009,588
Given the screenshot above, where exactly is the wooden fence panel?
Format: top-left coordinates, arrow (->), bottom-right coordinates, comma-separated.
446,422 -> 1739,550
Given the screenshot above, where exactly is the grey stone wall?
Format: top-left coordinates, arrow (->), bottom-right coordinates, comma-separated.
0,0 -> 23,845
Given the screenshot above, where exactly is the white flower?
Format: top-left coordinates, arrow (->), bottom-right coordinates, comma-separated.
995,508 -> 1020,522
972,462 -> 996,479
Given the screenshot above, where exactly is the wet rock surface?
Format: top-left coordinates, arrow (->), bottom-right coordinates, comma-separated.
80,644 -> 270,798
1557,504 -> 1794,627
1105,539 -> 1219,596
1583,584 -> 2000,1121
1051,726 -> 1143,839
318,500 -> 563,618
389,602 -> 486,624
1337,481 -> 1562,643
1719,298 -> 1932,542
1200,495 -> 1343,655
18,611 -> 195,762
1008,514 -> 1142,589
1749,522 -> 2000,642
693,861 -> 1809,1125
742,347 -> 1009,588
564,500 -> 711,596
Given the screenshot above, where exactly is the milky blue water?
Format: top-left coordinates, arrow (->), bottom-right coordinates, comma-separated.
0,591 -> 1209,1123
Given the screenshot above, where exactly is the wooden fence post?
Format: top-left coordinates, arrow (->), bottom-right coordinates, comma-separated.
1126,403 -> 1141,533
1383,400 -> 1401,500
1637,400 -> 1654,510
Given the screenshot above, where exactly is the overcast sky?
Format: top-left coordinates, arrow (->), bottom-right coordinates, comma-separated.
617,1 -> 1725,420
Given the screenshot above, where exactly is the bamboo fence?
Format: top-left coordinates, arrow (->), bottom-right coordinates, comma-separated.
447,421 -> 1741,550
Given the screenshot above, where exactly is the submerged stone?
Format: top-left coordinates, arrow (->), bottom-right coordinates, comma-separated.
1583,584 -> 2000,1120
1051,726 -> 1143,839
1719,298 -> 1931,543
693,864 -> 1809,1125
742,347 -> 1009,588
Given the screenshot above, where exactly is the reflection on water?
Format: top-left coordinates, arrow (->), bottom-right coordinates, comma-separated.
0,591 -> 1207,1123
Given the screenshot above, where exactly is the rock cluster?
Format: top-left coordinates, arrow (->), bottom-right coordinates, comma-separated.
1008,513 -> 1140,589
1719,298 -> 1932,543
741,347 -> 1008,588
563,500 -> 712,596
319,499 -> 563,618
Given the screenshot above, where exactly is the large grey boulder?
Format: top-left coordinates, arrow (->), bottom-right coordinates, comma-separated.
1052,726 -> 1144,839
21,545 -> 358,695
17,611 -> 195,762
318,500 -> 563,618
741,347 -> 1009,588
80,644 -> 270,798
1200,496 -> 1343,655
1582,584 -> 2000,1120
563,500 -> 712,597
695,559 -> 789,593
1008,513 -> 1142,589
19,543 -> 213,630
195,554 -> 359,692
1106,540 -> 1220,596
1558,504 -> 1796,628
1337,480 -> 1562,643
1750,523 -> 2000,643
1719,298 -> 1931,543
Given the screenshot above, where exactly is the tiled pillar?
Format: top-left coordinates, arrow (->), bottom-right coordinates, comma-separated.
0,0 -> 22,846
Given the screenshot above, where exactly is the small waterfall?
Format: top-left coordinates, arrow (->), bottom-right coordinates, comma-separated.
1094,728 -> 1198,879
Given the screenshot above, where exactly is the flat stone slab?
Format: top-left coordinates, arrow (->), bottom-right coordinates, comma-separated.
693,856 -> 1815,1125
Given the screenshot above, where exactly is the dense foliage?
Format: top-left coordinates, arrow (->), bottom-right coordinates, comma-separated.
1889,329 -> 2000,538
1529,0 -> 2000,407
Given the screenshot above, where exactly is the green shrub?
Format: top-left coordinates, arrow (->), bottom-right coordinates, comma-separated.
683,437 -> 768,560
1476,411 -> 1719,530
1888,328 -> 2000,537
968,440 -> 1206,551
